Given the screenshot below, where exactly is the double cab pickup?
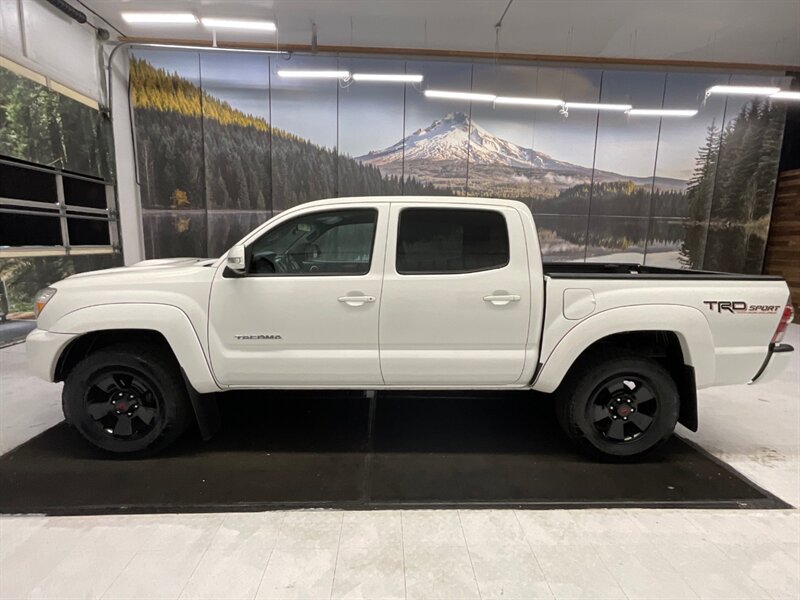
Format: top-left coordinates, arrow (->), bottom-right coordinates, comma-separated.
27,197 -> 795,458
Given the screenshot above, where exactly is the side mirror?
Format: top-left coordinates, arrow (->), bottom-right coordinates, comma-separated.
225,244 -> 247,275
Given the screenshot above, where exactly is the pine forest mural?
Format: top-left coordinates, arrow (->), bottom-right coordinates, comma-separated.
129,49 -> 788,272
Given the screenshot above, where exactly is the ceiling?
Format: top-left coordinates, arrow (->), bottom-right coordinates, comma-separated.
79,0 -> 800,67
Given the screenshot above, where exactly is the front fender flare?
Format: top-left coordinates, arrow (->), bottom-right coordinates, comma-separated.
50,303 -> 220,394
533,304 -> 715,393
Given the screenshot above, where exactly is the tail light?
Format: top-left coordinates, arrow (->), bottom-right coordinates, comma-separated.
771,300 -> 795,344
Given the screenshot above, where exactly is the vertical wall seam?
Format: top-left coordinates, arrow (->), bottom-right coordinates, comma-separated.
643,71 -> 669,264
582,70 -> 604,262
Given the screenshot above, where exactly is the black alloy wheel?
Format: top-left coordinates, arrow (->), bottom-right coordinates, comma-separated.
588,376 -> 659,443
84,368 -> 162,440
63,342 -> 192,456
555,352 -> 680,459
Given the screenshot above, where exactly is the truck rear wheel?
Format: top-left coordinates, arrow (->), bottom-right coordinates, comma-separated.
556,352 -> 679,459
62,343 -> 192,457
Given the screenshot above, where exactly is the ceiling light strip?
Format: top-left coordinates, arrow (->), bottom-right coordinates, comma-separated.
277,70 -> 350,79
495,96 -> 563,107
352,73 -> 423,83
771,90 -> 800,101
706,85 -> 781,96
424,90 -> 496,102
121,12 -> 198,24
627,108 -> 698,117
200,18 -> 276,31
564,102 -> 633,111
138,43 -> 286,54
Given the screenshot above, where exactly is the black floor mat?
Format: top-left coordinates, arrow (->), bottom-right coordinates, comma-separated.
0,391 -> 788,514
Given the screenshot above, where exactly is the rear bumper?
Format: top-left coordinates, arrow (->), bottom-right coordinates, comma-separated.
25,328 -> 78,382
750,343 -> 795,385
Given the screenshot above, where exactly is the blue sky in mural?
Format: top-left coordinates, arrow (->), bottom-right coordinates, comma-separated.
130,49 -> 789,182
270,54 -> 339,149
338,56 -> 406,158
200,52 -> 270,121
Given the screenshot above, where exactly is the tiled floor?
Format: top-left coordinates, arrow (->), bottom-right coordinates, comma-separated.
0,326 -> 798,599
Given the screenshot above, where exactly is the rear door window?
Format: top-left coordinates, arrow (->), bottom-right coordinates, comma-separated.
396,208 -> 510,274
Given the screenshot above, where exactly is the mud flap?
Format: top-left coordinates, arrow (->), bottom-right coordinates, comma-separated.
677,365 -> 698,432
181,370 -> 221,441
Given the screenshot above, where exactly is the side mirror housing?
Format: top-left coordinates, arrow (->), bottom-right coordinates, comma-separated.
225,244 -> 247,276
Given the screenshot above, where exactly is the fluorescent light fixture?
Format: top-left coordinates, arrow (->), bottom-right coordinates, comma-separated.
141,44 -> 286,54
351,73 -> 423,83
495,96 -> 564,107
564,102 -> 632,111
771,90 -> 800,101
277,70 -> 350,79
200,17 -> 276,31
424,90 -> 496,102
706,85 -> 780,96
122,12 -> 198,24
627,108 -> 698,117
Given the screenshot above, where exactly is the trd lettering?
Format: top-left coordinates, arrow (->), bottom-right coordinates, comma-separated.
703,301 -> 779,314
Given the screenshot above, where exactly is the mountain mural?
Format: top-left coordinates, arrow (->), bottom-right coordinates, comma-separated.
357,112 -> 686,197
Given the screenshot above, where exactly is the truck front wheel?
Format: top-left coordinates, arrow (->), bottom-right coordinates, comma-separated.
556,353 -> 680,459
62,343 -> 192,456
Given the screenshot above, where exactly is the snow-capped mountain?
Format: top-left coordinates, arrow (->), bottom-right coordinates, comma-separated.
359,112 -> 581,171
356,111 -> 685,192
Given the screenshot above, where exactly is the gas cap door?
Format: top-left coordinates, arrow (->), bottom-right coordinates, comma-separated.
563,288 -> 596,320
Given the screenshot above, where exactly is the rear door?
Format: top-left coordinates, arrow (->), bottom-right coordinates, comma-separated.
379,203 -> 532,385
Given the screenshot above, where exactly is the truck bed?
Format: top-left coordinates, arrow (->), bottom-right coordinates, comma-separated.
542,262 -> 784,281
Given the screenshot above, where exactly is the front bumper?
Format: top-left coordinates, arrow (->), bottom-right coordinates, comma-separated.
25,328 -> 78,382
750,343 -> 795,385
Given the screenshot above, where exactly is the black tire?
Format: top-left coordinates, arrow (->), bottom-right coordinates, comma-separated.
555,351 -> 679,460
63,342 -> 192,457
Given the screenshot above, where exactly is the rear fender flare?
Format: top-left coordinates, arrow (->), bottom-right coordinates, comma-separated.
533,304 -> 715,393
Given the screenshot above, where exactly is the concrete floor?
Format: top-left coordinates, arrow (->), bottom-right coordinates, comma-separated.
0,326 -> 798,599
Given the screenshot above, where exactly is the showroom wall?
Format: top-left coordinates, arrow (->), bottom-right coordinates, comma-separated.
131,49 -> 789,273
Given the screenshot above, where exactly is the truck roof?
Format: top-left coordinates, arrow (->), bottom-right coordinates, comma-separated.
280,195 -> 528,213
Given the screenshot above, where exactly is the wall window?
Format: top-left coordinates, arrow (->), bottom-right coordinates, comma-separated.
396,208 -> 509,274
0,157 -> 117,257
248,209 -> 377,275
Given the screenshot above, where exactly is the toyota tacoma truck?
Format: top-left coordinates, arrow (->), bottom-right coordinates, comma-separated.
26,196 -> 795,458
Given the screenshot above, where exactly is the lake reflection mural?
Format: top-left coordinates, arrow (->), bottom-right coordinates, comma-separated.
128,49 -> 788,273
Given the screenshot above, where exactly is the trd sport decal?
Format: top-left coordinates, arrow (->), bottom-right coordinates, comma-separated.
703,301 -> 780,314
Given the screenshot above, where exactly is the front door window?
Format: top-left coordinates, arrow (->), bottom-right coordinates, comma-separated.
248,209 -> 377,276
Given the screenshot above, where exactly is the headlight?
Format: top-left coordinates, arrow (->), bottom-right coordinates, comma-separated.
33,287 -> 57,318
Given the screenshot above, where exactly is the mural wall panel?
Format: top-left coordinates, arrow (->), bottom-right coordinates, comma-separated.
128,49 -> 790,273
270,55 -> 339,209
338,57 -> 406,198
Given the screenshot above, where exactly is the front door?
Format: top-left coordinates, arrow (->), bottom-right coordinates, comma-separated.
208,204 -> 387,387
379,203 -> 532,385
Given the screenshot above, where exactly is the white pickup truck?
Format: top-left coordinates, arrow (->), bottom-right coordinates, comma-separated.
27,196 -> 795,459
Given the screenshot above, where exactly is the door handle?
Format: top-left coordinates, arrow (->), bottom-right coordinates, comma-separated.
483,294 -> 521,306
338,295 -> 376,307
